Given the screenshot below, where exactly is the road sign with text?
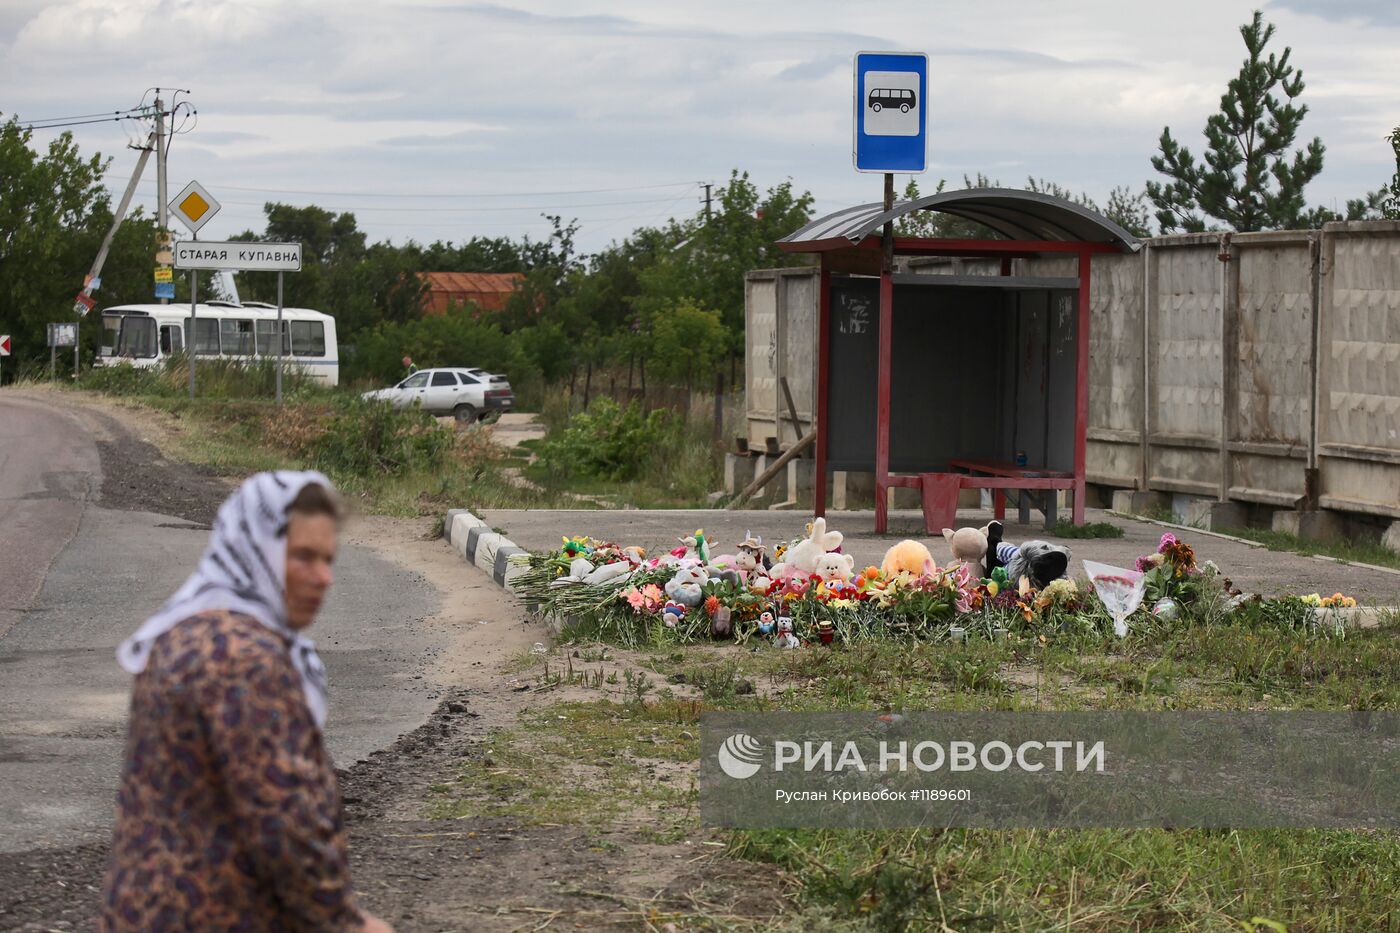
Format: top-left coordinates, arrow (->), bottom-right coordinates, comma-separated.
173,241 -> 302,272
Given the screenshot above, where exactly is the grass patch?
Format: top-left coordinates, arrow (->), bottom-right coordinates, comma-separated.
496,616 -> 1400,929
1221,526 -> 1400,572
426,696 -> 701,841
1051,520 -> 1125,539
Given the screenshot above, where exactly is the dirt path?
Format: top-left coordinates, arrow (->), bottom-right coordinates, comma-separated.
0,390 -> 785,931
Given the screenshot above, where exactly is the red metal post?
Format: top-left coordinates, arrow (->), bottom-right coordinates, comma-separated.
875,266 -> 893,533
815,261 -> 831,518
1073,249 -> 1092,525
875,175 -> 895,534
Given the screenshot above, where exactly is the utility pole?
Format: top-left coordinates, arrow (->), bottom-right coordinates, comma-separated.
155,94 -> 169,304
702,182 -> 713,221
84,131 -> 155,297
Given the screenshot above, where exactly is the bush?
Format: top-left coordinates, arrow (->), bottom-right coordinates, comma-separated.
533,398 -> 675,481
77,357 -> 319,399
300,397 -> 454,477
345,308 -> 542,389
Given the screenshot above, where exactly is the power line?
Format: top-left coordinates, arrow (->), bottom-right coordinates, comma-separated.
121,183 -> 697,213
12,108 -> 145,124
198,180 -> 701,199
19,112 -> 151,131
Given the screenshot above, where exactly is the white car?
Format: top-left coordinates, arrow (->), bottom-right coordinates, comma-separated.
362,367 -> 514,422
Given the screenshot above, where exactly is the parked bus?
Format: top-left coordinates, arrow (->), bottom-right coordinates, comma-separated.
99,302 -> 340,386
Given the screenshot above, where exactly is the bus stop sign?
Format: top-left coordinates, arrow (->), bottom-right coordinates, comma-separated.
853,51 -> 929,173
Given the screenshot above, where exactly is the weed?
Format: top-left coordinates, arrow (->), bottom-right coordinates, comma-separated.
1051,520 -> 1124,539
1222,526 -> 1400,572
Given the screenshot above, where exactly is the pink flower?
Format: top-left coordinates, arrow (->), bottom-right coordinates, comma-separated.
641,584 -> 664,610
625,589 -> 645,611
1158,532 -> 1178,554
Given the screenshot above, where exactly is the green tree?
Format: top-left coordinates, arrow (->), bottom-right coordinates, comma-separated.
647,299 -> 727,389
1381,125 -> 1400,220
633,170 -> 814,345
0,117 -> 159,373
894,174 -> 1153,238
1147,11 -> 1324,232
234,202 -> 368,313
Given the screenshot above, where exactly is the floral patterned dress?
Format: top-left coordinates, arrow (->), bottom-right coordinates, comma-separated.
100,611 -> 364,931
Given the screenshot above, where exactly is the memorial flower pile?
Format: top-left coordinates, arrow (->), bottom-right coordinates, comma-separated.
506,525 -> 1360,649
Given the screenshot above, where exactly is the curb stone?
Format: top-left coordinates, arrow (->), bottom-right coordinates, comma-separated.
443,508 -> 528,592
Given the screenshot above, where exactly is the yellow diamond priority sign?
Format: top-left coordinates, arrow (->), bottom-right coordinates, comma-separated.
168,180 -> 221,234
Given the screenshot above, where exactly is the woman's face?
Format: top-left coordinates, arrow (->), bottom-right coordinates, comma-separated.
285,512 -> 338,630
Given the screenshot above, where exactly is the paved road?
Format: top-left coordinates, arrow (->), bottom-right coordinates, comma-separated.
0,394 -> 442,853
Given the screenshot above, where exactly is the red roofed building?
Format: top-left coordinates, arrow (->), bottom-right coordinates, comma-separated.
419,272 -> 524,316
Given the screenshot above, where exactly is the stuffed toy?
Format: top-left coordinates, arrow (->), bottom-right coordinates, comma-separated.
880,539 -> 935,578
813,552 -> 856,583
757,610 -> 776,636
990,536 -> 1071,590
737,532 -> 771,570
664,564 -> 709,607
561,536 -> 593,558
677,529 -> 711,564
771,518 -> 843,577
661,600 -> 686,628
942,524 -> 991,577
710,606 -> 733,639
774,616 -> 800,649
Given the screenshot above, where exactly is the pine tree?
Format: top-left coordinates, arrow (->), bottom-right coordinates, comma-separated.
1147,11 -> 1324,232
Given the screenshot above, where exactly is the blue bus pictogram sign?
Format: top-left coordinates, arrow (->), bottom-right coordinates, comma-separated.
853,51 -> 929,173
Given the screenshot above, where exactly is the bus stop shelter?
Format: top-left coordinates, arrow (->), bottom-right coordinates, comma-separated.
777,188 -> 1142,534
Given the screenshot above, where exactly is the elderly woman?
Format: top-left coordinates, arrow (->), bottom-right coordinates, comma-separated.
100,471 -> 392,932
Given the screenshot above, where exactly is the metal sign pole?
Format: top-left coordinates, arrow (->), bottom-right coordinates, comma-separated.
276,270 -> 284,404
50,343 -> 56,381
73,321 -> 79,380
189,269 -> 197,399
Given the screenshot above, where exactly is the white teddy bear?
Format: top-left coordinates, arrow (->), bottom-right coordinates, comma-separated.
812,552 -> 856,583
664,564 -> 709,607
771,517 -> 844,577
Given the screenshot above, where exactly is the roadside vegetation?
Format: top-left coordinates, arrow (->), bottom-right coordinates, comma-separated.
63,356 -> 728,514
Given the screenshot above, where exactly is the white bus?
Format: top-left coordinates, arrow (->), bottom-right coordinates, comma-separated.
99,302 -> 340,386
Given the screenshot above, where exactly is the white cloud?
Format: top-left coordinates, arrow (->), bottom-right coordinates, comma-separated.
3,0 -> 1398,252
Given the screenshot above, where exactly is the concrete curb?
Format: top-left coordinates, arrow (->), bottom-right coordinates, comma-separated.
443,508 -> 529,592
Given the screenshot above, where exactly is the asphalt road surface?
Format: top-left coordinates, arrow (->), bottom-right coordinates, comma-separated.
0,393 -> 441,854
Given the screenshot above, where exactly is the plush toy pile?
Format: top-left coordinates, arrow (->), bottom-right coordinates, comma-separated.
509,522 -> 1357,649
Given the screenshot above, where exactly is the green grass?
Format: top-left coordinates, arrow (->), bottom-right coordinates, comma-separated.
1221,526 -> 1400,572
1051,521 -> 1125,539
463,611 -> 1400,930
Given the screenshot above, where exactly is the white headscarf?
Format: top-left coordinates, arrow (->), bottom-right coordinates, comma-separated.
117,470 -> 336,728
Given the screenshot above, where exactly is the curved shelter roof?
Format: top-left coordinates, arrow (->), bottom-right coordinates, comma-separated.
779,187 -> 1142,254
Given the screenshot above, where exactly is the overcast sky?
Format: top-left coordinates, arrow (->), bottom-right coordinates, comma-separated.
5,0 -> 1399,254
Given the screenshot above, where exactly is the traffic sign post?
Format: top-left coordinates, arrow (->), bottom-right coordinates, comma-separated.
0,334 -> 10,386
853,51 -> 928,535
172,238 -> 303,403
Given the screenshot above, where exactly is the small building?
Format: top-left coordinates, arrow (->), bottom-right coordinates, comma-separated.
419,272 -> 524,316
